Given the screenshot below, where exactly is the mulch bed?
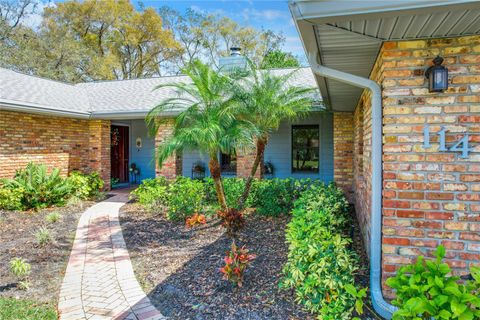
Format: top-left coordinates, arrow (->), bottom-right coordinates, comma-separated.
120,204 -> 313,320
0,200 -> 96,303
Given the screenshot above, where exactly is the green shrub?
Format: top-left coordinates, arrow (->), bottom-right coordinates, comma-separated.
166,177 -> 205,221
67,171 -> 104,200
387,245 -> 480,320
0,186 -> 24,210
1,163 -> 71,210
130,177 -> 169,212
45,212 -> 61,223
9,258 -> 31,290
35,227 -> 53,246
205,177 -> 248,209
281,183 -> 359,319
132,177 -> 204,221
249,179 -> 295,216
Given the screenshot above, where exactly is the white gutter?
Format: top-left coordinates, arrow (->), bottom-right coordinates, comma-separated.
90,110 -> 180,120
308,53 -> 396,319
0,100 -> 91,119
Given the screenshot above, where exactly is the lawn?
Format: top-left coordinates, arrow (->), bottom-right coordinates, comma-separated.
0,298 -> 57,320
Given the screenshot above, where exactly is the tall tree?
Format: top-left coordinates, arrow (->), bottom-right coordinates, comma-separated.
0,0 -> 36,40
147,60 -> 255,210
260,50 -> 300,69
234,63 -> 316,209
41,0 -> 181,81
159,7 -> 284,70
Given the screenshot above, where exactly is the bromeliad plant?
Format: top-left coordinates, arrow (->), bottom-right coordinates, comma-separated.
220,241 -> 256,287
386,245 -> 480,320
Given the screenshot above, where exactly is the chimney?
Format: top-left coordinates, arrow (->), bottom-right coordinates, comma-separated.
218,47 -> 247,72
230,47 -> 242,56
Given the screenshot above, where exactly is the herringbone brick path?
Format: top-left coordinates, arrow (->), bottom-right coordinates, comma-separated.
58,191 -> 164,320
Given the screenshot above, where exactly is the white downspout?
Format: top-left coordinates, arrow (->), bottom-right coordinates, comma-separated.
308,53 -> 397,319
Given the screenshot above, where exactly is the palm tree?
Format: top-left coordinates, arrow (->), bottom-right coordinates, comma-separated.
147,60 -> 255,210
235,63 -> 317,209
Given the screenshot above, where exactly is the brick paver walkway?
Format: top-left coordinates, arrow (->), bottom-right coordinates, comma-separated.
58,191 -> 164,320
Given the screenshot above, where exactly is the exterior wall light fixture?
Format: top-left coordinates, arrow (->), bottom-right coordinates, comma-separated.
425,56 -> 448,93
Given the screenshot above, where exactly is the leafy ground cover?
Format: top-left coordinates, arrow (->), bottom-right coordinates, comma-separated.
120,203 -> 313,319
0,200 -> 96,316
0,298 -> 57,320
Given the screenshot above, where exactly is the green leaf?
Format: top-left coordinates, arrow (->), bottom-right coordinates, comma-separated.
451,299 -> 467,316
458,310 -> 474,320
344,284 -> 357,296
436,245 -> 446,260
437,309 -> 452,319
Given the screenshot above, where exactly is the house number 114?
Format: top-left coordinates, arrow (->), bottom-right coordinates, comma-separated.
423,125 -> 473,159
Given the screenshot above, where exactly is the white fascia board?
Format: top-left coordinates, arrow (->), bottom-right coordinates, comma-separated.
90,110 -> 179,120
0,99 -> 91,119
290,0 -> 480,23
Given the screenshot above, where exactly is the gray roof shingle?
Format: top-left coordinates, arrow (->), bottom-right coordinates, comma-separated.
0,67 -> 319,118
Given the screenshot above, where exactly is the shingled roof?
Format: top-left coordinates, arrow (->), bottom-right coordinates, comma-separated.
0,67 -> 320,119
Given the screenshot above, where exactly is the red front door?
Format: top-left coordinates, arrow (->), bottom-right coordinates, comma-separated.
111,125 -> 129,183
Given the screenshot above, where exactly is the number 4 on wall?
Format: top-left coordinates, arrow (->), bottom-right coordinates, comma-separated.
423,125 -> 473,159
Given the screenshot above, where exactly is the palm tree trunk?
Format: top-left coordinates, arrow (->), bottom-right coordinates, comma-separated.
208,157 -> 227,210
238,136 -> 267,210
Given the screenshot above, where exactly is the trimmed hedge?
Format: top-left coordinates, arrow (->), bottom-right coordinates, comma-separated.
280,183 -> 360,319
131,177 -> 327,220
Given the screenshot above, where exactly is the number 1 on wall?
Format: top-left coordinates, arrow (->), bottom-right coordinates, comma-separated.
423,125 -> 472,159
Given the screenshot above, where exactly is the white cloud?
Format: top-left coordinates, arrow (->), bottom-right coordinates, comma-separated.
190,5 -> 225,17
241,8 -> 287,22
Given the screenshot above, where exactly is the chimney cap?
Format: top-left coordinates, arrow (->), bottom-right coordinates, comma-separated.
230,47 -> 242,56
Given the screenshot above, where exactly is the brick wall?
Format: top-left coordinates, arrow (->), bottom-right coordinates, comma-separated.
154,119 -> 182,179
0,110 -> 111,189
333,112 -> 355,200
237,145 -> 262,178
354,35 -> 480,298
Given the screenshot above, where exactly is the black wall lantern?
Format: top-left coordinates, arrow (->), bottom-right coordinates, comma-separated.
425,56 -> 448,93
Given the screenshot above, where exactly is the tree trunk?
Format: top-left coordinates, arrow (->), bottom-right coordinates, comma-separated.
238,136 -> 267,210
208,157 -> 227,210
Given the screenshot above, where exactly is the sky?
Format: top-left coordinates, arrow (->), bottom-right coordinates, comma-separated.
28,0 -> 305,62
133,1 -> 304,59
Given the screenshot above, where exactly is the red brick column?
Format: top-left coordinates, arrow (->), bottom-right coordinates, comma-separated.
333,112 -> 355,201
88,120 -> 111,190
237,145 -> 263,178
155,119 -> 182,179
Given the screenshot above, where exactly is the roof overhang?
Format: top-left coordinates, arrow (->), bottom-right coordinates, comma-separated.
0,100 -> 91,119
290,0 -> 480,111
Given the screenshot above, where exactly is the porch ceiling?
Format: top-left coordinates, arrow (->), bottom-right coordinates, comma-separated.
290,0 -> 480,112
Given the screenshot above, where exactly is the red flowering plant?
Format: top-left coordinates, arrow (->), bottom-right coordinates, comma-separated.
218,208 -> 245,238
185,213 -> 206,228
220,241 -> 256,287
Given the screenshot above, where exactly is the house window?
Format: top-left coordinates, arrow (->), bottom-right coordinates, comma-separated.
292,125 -> 319,173
220,152 -> 237,176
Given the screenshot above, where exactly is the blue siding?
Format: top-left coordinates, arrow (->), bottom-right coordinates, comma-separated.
129,119 -> 156,180
113,120 -> 156,181
263,112 -> 333,181
181,112 -> 334,182
182,149 -> 211,177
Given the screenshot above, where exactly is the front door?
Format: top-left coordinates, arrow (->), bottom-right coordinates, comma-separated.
111,125 -> 129,183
